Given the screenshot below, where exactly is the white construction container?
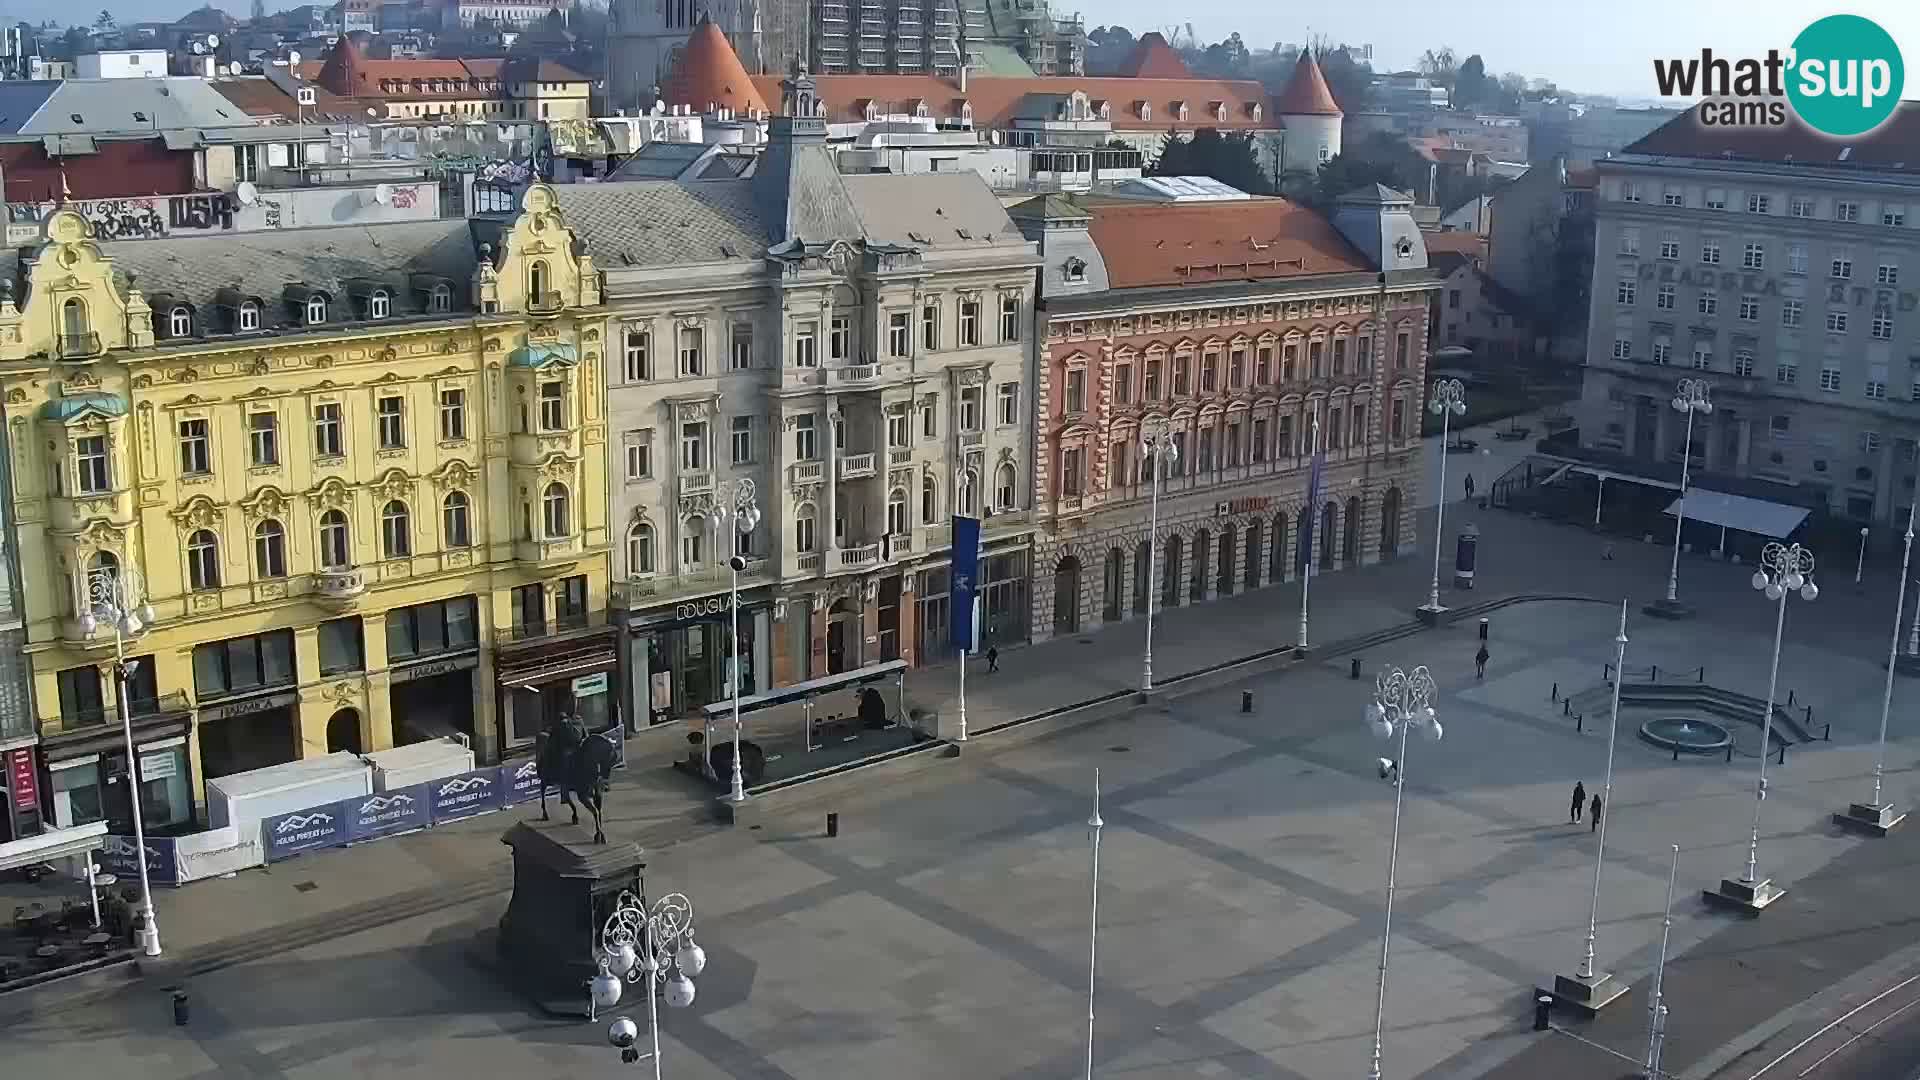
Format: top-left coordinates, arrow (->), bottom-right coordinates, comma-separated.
205,753 -> 373,833
366,738 -> 476,791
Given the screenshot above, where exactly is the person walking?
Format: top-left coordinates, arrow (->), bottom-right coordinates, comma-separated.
1590,793 -> 1603,833
1474,643 -> 1490,678
985,646 -> 1000,673
1570,781 -> 1586,823
1464,473 -> 1476,500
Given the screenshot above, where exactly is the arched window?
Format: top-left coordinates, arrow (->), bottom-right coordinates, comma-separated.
186,529 -> 220,591
306,294 -> 328,325
442,492 -> 471,547
318,509 -> 350,569
381,500 -> 411,559
957,470 -> 978,516
237,300 -> 260,331
368,290 -> 390,319
627,521 -> 655,574
87,550 -> 119,594
168,306 -> 192,338
794,504 -> 817,553
254,520 -> 287,578
62,296 -> 88,337
995,462 -> 1017,510
429,283 -> 452,313
542,482 -> 570,537
921,474 -> 938,522
529,259 -> 550,300
887,488 -> 907,536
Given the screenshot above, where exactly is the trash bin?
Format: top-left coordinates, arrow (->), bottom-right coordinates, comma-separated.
1533,994 -> 1552,1031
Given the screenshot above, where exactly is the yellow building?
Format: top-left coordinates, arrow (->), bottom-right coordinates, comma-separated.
0,186 -> 614,830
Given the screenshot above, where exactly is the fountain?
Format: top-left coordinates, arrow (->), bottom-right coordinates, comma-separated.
1639,715 -> 1732,755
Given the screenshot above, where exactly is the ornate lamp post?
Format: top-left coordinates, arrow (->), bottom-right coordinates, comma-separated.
1645,845 -> 1680,1079
1139,419 -> 1179,694
1857,526 -> 1871,586
1421,380 -> 1467,615
1708,542 -> 1815,913
1364,664 -> 1443,1080
1657,379 -> 1712,615
1839,500 -> 1915,835
1084,770 -> 1103,1080
593,890 -> 706,1078
78,562 -> 162,957
707,480 -> 761,804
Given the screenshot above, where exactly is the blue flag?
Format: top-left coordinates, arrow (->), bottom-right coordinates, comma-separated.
951,515 -> 981,652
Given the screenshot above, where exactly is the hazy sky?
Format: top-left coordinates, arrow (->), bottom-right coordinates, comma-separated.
1092,0 -> 1920,100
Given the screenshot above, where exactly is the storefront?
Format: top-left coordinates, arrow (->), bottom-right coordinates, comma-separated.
914,543 -> 1031,660
3,739 -> 41,842
622,587 -> 773,728
494,625 -> 621,757
37,696 -> 196,835
192,629 -> 301,781
385,596 -> 482,746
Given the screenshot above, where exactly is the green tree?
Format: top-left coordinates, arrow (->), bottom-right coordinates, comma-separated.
1151,128 -> 1269,195
1316,47 -> 1375,113
1454,54 -> 1489,108
92,9 -> 115,32
1311,154 -> 1412,211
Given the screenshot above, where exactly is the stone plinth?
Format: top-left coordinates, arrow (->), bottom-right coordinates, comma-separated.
495,820 -> 646,1017
1833,802 -> 1906,837
1542,970 -> 1630,1015
1702,875 -> 1784,915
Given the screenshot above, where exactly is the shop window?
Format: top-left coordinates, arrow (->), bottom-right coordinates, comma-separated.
192,629 -> 296,698
386,596 -> 479,661
319,617 -> 365,675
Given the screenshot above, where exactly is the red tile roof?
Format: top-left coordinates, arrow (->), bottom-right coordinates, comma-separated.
747,73 -> 1274,131
1087,198 -> 1372,289
1272,51 -> 1342,118
663,19 -> 768,114
1421,231 -> 1488,260
303,38 -> 585,101
1623,101 -> 1920,174
1117,32 -> 1191,79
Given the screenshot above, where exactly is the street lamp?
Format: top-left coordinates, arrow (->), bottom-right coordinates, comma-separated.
595,890 -> 705,1078
1551,601 -> 1632,1012
1084,770 -> 1103,1080
1841,500 -> 1915,835
708,480 -> 761,804
79,562 -> 162,958
1139,419 -> 1178,694
1660,379 -> 1712,613
1421,380 -> 1467,614
1856,526 -> 1870,586
1364,664 -> 1442,1080
1710,542 -> 1816,913
1645,844 -> 1680,1080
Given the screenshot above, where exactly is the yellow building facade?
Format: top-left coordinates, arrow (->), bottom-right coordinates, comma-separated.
1,186 -> 614,830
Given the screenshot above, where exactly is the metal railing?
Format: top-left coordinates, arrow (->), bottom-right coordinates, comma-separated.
57,331 -> 103,359
528,291 -> 564,314
496,607 -> 609,643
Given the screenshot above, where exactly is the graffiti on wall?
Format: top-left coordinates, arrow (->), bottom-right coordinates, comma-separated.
4,184 -> 429,245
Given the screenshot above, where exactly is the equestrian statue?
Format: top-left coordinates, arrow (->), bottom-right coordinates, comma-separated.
534,713 -> 620,844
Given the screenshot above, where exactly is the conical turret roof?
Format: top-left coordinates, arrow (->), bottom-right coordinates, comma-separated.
1273,50 -> 1342,117
662,18 -> 769,115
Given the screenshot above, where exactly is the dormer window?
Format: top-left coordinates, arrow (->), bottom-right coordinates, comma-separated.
1137,100 -> 1151,121
863,100 -> 879,122
306,295 -> 328,325
1211,101 -> 1227,121
168,306 -> 192,338
367,290 -> 390,319
1174,101 -> 1188,121
237,301 -> 260,331
1250,102 -> 1263,122
1064,257 -> 1087,284
429,284 -> 451,312
1395,238 -> 1415,259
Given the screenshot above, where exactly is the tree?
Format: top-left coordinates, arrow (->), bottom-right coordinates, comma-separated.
1312,153 -> 1412,211
1195,32 -> 1250,77
92,9 -> 115,32
1316,47 -> 1375,113
1151,128 -> 1269,195
1454,54 -> 1489,108
1085,24 -> 1135,75
1417,46 -> 1456,85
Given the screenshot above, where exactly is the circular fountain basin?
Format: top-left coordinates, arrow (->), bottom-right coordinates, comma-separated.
1639,716 -> 1732,755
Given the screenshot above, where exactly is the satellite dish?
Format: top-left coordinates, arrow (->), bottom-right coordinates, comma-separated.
374,183 -> 394,205
288,49 -> 302,66
236,180 -> 259,205
206,33 -> 220,48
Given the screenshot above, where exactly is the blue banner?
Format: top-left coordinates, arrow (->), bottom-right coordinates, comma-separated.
499,758 -> 550,806
101,834 -> 178,886
261,803 -> 350,862
951,514 -> 981,652
429,767 -> 504,823
344,784 -> 430,842
1298,449 -> 1325,574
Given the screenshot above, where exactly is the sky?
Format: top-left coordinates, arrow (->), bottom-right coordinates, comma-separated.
1089,0 -> 1920,101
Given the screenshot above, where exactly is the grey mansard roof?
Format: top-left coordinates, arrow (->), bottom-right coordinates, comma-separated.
549,180 -> 768,268
840,173 -> 1030,251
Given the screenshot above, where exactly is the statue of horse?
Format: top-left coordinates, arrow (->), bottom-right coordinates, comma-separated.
534,714 -> 620,844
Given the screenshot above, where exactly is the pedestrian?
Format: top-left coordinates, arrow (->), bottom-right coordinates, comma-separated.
986,646 -> 999,673
1464,473 -> 1476,499
1602,542 -> 1615,561
1570,781 -> 1586,823
1474,643 -> 1489,678
1590,793 -> 1603,833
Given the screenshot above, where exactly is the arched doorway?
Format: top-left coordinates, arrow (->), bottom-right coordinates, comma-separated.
1161,534 -> 1183,608
827,597 -> 856,674
326,708 -> 362,755
1320,502 -> 1337,569
1053,554 -> 1083,636
1244,520 -> 1263,590
1343,496 -> 1361,565
1216,526 -> 1235,596
1296,507 -> 1312,576
1132,541 -> 1151,614
1270,512 -> 1288,583
1102,548 -> 1125,623
1190,529 -> 1210,603
1380,486 -> 1402,556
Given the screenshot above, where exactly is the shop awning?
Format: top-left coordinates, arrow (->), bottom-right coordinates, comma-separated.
0,821 -> 107,873
1570,464 -> 1680,491
1664,489 -> 1810,539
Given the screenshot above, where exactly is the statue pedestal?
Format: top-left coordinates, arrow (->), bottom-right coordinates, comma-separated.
494,819 -> 646,1017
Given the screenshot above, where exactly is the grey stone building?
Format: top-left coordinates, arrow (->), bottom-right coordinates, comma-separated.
1576,104 -> 1920,528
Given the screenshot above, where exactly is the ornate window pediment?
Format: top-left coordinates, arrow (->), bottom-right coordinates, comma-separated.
169,494 -> 222,531
239,485 -> 290,520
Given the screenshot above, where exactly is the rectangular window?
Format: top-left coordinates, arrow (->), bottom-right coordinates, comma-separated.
1331,339 -> 1347,376
829,316 -> 851,361
1698,291 -> 1717,316
314,402 -> 344,457
1255,346 -> 1272,384
920,396 -> 938,440
730,322 -> 754,370
1252,417 -> 1268,461
1617,228 -> 1639,256
1064,369 -> 1085,412
191,629 -> 296,698
997,382 -> 1019,425
1734,350 -> 1755,377
1201,352 -> 1219,391
625,430 -> 653,479
1776,361 -> 1799,385
921,303 -> 940,350
794,413 -> 817,460
439,388 -> 467,441
1879,262 -> 1900,285
888,311 -> 910,357
318,617 -> 365,675
1743,242 -> 1766,270
1739,295 -> 1760,321
385,597 -> 479,662
1769,414 -> 1791,437
1612,337 -> 1632,360
999,294 -> 1019,341
1782,299 -> 1803,327
623,329 -> 651,381
1660,187 -> 1680,206
248,411 -> 278,466
1659,235 -> 1680,260
1705,189 -> 1726,210
678,326 -> 704,376
1692,343 -> 1713,370
1623,182 -> 1641,203
1307,341 -> 1324,378
793,323 -> 818,367
1747,192 -> 1770,214
730,415 -> 753,464
887,410 -> 909,448
1868,362 -> 1889,399
680,421 -> 707,470
1833,249 -> 1854,278
75,435 -> 109,493
1788,242 -> 1808,275
1827,310 -> 1849,334
1230,347 -> 1247,388
1701,239 -> 1722,264
959,386 -> 983,431
1145,358 -> 1164,399
1873,310 -> 1895,340
1820,365 -> 1842,392
1836,200 -> 1860,222
1885,206 -> 1907,227
1395,333 -> 1411,370
1114,363 -> 1133,404
1617,278 -> 1637,305
959,299 -> 979,346
178,418 -> 211,475
538,381 -> 566,431
376,395 -> 405,449
1656,283 -> 1675,310
1174,355 -> 1192,395
1062,447 -> 1083,497
1652,341 -> 1672,364
1791,195 -> 1815,218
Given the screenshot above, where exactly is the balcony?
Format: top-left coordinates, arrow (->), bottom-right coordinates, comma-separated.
838,543 -> 882,569
528,291 -> 564,314
797,552 -> 824,573
312,566 -> 367,607
959,430 -> 985,450
679,471 -> 714,496
790,460 -> 825,483
839,452 -> 877,479
828,363 -> 881,386
515,535 -> 583,565
891,533 -> 913,554
57,332 -> 103,360
888,448 -> 913,466
496,607 -> 609,644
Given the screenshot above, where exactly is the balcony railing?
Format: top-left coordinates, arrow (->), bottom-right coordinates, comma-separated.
57,691 -> 194,730
839,543 -> 882,569
312,566 -> 367,603
797,552 -> 823,572
888,448 -> 913,466
528,291 -> 564,314
57,331 -> 103,359
496,607 -> 609,644
516,535 -> 583,564
790,460 -> 825,483
679,471 -> 714,496
839,452 -> 877,479
828,363 -> 880,385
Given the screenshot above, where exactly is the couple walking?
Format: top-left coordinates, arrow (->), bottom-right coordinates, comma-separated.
1569,782 -> 1602,832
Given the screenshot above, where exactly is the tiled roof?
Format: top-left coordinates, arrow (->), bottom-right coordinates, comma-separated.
662,19 -> 768,115
549,180 -> 768,267
1086,198 -> 1372,289
306,37 -> 582,101
1422,231 -> 1488,259
748,73 -> 1273,131
16,78 -> 255,136
840,172 -> 1026,249
210,75 -> 359,121
1622,101 -> 1920,174
1272,51 -> 1342,118
1117,33 -> 1191,79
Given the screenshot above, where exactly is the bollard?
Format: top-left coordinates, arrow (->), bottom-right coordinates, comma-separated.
1673,744 -> 1680,762
1242,691 -> 1254,713
1824,722 -> 1831,741
1788,689 -> 1796,707
1576,713 -> 1584,733
1479,618 -> 1489,642
826,812 -> 839,838
1726,743 -> 1734,763
1533,994 -> 1553,1032
1551,682 -> 1559,702
1350,658 -> 1361,680
172,991 -> 189,1027
1563,699 -> 1571,717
